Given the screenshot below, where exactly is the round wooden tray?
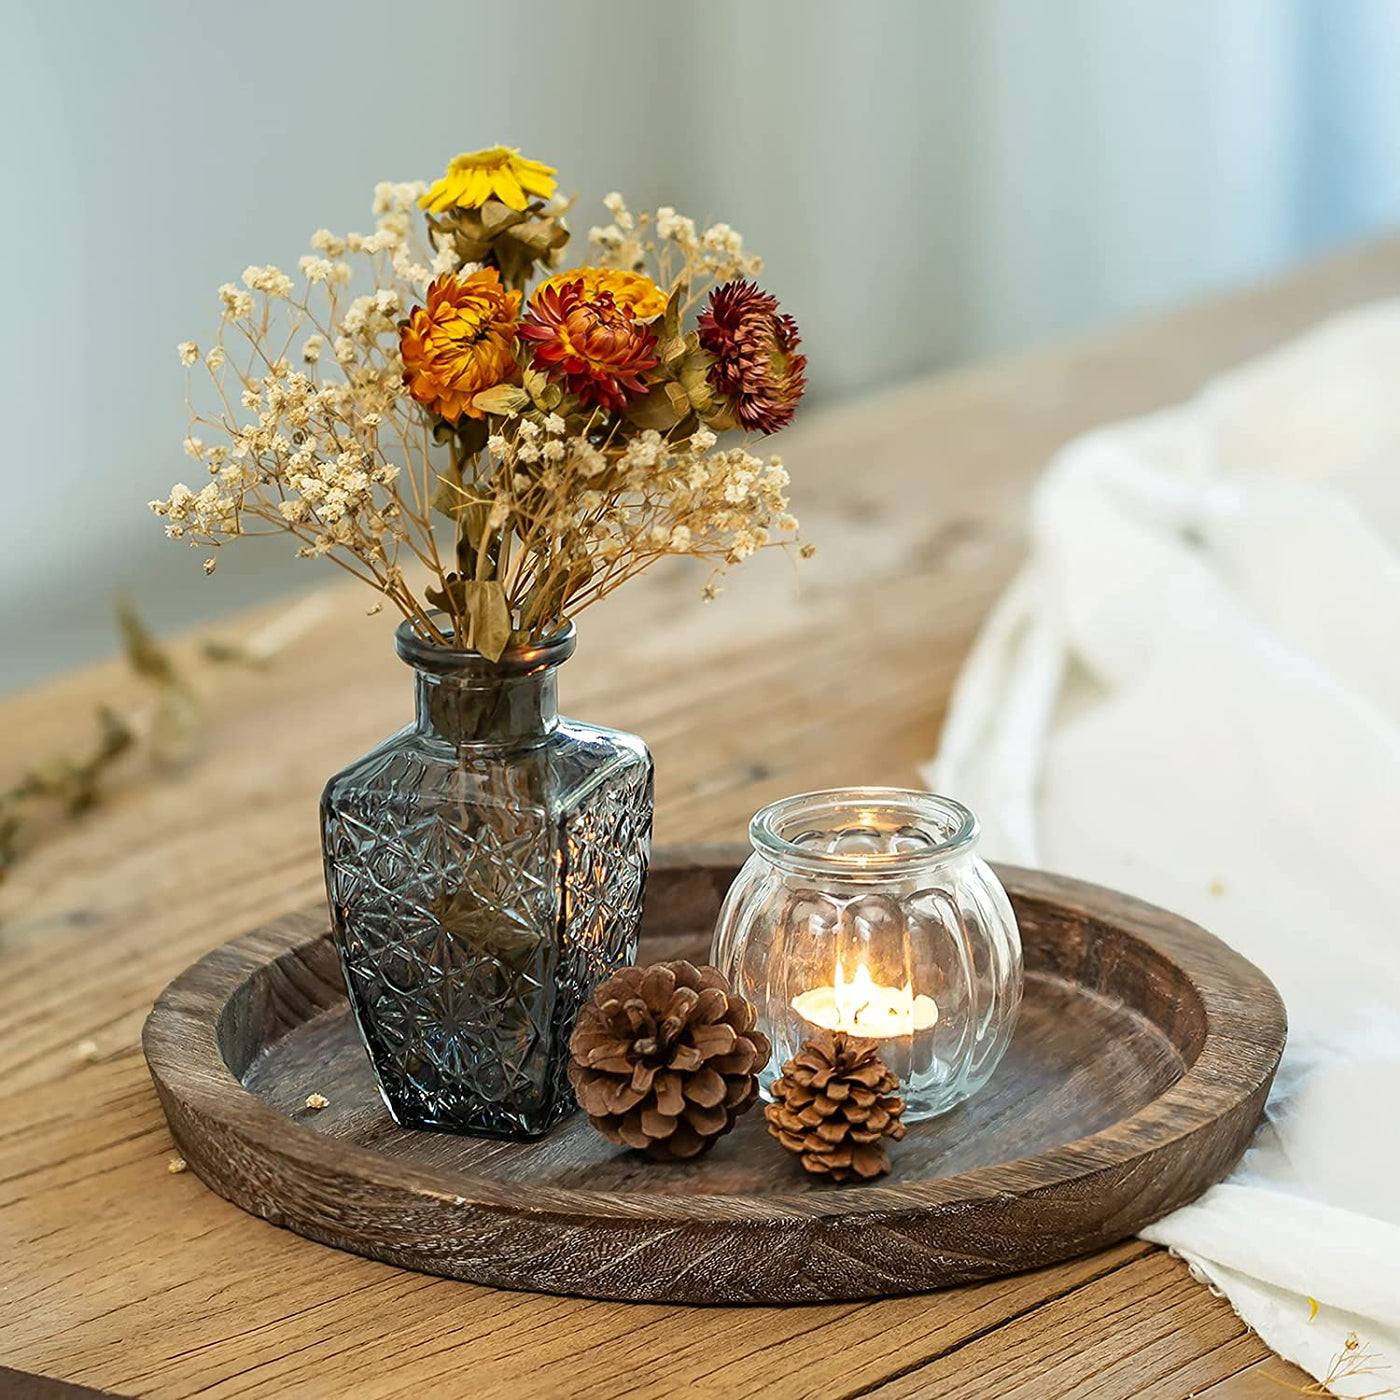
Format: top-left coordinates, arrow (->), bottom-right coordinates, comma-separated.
143,846 -> 1285,1304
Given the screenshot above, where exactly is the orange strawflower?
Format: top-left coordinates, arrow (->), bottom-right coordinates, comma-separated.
533,267 -> 666,321
519,277 -> 659,413
400,269 -> 522,423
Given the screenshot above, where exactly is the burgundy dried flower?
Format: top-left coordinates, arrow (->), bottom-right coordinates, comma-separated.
696,281 -> 807,434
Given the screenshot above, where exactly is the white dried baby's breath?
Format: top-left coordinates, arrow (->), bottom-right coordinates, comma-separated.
242,265 -> 293,298
218,283 -> 254,318
299,255 -> 335,284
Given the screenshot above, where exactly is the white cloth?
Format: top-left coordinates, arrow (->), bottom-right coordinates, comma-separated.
925,303 -> 1400,1396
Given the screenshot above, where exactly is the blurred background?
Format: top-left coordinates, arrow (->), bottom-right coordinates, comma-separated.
5,0 -> 1400,691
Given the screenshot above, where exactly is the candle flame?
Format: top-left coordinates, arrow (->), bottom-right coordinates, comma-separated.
813,958 -> 934,1035
834,959 -> 875,1027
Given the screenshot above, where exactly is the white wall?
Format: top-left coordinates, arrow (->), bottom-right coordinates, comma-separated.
5,0 -> 1400,688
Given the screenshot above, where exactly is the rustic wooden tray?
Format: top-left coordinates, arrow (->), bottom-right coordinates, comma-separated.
143,846 -> 1285,1304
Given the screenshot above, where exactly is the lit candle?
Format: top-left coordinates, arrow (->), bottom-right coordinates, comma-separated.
791,959 -> 938,1038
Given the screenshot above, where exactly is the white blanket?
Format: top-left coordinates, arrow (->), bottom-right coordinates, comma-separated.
926,304 -> 1400,1396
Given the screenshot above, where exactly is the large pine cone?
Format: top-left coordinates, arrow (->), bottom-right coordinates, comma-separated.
568,961 -> 771,1160
765,1031 -> 907,1182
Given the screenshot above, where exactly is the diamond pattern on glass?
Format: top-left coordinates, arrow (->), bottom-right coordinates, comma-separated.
544,762 -> 653,1112
323,723 -> 653,1138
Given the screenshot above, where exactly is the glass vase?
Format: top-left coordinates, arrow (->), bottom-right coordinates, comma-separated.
321,617 -> 653,1138
711,789 -> 1021,1121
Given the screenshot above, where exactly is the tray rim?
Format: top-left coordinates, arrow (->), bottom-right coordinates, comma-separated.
144,846 -> 1287,1229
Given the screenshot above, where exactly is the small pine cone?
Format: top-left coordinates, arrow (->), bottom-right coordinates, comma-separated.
569,961 -> 771,1160
765,1031 -> 907,1182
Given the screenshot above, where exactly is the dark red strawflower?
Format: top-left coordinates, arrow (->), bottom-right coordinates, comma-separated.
696,281 -> 807,434
519,277 -> 659,413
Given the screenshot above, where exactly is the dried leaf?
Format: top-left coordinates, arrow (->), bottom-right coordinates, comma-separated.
0,808 -> 24,880
93,705 -> 136,764
678,344 -> 716,414
452,505 -> 496,580
663,282 -> 685,343
564,555 -> 594,597
479,200 -> 527,235
424,209 -> 499,265
471,384 -> 531,417
704,400 -> 738,433
466,580 -> 511,662
148,686 -> 202,771
624,381 -> 690,431
200,639 -> 271,669
430,465 -> 468,521
117,600 -> 178,687
460,502 -> 492,550
656,335 -> 686,367
22,705 -> 140,817
454,417 -> 490,456
452,230 -> 493,263
494,214 -> 571,292
425,573 -> 468,614
510,218 -> 564,255
521,368 -> 552,403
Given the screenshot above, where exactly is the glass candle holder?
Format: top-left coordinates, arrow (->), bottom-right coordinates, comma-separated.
710,789 -> 1022,1122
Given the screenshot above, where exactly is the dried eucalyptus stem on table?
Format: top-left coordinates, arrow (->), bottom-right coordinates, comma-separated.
152,147 -> 812,659
0,600 -> 300,892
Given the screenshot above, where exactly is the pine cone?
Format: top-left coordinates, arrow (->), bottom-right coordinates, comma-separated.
569,961 -> 771,1160
765,1031 -> 907,1182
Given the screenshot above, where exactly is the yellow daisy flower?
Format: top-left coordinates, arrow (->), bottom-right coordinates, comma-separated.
420,146 -> 558,214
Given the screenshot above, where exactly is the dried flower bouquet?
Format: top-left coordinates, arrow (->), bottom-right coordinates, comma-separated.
153,146 -> 810,660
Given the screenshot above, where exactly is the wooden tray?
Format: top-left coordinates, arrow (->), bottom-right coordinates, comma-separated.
143,847 -> 1285,1304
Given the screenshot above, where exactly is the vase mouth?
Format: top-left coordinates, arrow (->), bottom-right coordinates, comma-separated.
395,611 -> 577,678
749,788 -> 980,877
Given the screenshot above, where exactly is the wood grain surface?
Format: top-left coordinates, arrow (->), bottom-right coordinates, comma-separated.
7,237 -> 1392,1395
143,850 -> 1284,1303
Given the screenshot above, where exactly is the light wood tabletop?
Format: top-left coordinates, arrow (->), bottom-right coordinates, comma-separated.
9,237 -> 1397,1399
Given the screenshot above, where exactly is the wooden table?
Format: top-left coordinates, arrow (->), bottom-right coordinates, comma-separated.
9,239 -> 1396,1399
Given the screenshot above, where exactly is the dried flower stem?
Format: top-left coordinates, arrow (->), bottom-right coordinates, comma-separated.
1261,1331 -> 1395,1399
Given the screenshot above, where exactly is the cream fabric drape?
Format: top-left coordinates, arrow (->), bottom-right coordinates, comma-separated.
928,304 -> 1400,1396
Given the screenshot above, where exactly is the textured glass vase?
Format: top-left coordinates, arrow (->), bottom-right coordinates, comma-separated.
711,789 -> 1021,1122
321,618 -> 653,1138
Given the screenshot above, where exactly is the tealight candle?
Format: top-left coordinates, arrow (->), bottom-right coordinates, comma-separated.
791,959 -> 939,1037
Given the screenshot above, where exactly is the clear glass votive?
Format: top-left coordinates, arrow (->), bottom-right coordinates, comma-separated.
710,789 -> 1023,1122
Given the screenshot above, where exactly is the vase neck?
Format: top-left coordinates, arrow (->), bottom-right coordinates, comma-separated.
395,615 -> 576,748
413,668 -> 559,747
